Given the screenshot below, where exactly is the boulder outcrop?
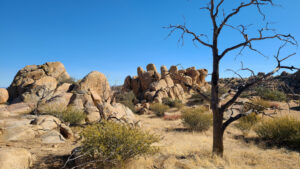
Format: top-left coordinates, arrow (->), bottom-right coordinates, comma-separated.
7,62 -> 70,104
0,88 -> 9,104
0,148 -> 33,169
6,62 -> 137,125
123,63 -> 208,104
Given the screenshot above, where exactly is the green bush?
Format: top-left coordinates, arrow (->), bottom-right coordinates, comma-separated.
254,116 -> 300,148
255,87 -> 287,102
115,91 -> 137,113
46,107 -> 86,125
150,103 -> 170,117
162,98 -> 184,110
80,121 -> 160,168
181,106 -> 212,132
235,113 -> 261,135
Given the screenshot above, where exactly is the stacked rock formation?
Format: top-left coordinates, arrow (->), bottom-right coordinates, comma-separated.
123,63 -> 208,103
6,62 -> 137,125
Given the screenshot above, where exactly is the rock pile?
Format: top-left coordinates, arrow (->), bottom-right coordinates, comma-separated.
123,63 -> 208,104
6,62 -> 137,125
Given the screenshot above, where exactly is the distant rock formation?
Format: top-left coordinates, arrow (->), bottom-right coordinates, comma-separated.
123,63 -> 208,103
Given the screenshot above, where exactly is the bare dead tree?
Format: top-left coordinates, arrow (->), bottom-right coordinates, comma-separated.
165,0 -> 298,156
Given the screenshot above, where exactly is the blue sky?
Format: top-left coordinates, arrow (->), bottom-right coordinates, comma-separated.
0,0 -> 299,87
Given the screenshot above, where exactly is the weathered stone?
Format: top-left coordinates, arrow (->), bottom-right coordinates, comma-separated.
161,65 -> 168,78
0,148 -> 33,169
150,79 -> 167,91
41,130 -> 65,144
7,102 -> 32,115
8,62 -> 69,104
146,63 -> 157,72
3,126 -> 35,141
31,115 -> 61,131
0,88 -> 9,104
144,91 -> 156,101
60,123 -> 73,139
77,71 -> 111,103
100,103 -> 137,125
37,93 -> 73,113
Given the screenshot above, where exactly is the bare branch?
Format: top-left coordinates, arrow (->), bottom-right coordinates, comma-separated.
220,45 -> 299,114
164,24 -> 213,48
219,33 -> 297,59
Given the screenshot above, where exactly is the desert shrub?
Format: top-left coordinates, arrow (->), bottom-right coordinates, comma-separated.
255,87 -> 286,102
59,76 -> 78,85
115,91 -> 137,113
235,98 -> 268,135
235,113 -> 261,135
80,121 -> 160,168
46,107 -> 86,125
150,103 -> 170,117
243,98 -> 271,112
254,116 -> 300,148
162,98 -> 184,110
181,106 -> 212,132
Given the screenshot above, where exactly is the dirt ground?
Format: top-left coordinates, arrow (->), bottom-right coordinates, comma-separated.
1,100 -> 300,169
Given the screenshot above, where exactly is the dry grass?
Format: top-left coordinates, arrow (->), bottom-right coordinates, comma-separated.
125,110 -> 300,169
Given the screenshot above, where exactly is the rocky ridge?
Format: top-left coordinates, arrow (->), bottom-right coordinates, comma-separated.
123,63 -> 209,104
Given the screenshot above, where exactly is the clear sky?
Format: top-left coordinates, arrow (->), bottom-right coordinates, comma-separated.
0,0 -> 299,87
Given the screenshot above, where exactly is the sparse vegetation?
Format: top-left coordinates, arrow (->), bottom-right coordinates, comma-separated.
255,87 -> 287,102
235,113 -> 261,135
244,98 -> 271,112
162,97 -> 184,110
150,103 -> 170,117
181,106 -> 212,132
59,76 -> 78,85
235,98 -> 269,135
115,91 -> 137,113
80,121 -> 160,168
254,116 -> 300,149
46,107 -> 86,125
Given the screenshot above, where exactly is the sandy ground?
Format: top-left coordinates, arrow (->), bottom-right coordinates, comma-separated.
1,100 -> 300,169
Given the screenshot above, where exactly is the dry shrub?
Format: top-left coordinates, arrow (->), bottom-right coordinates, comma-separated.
80,121 -> 160,168
181,106 -> 212,132
162,98 -> 184,110
150,103 -> 170,117
114,91 -> 137,113
46,106 -> 86,125
254,116 -> 300,149
255,87 -> 287,102
235,113 -> 261,135
235,98 -> 268,135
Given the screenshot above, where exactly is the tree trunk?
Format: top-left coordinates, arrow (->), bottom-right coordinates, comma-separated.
211,41 -> 224,156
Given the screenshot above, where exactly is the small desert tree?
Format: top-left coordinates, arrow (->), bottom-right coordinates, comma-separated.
166,0 -> 299,156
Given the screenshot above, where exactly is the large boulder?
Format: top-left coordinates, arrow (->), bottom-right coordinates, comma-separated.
7,62 -> 70,104
101,103 -> 137,125
76,71 -> 111,103
0,148 -> 33,169
0,88 -> 9,104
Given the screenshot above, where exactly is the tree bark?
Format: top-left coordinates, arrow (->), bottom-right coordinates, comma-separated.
211,33 -> 224,156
